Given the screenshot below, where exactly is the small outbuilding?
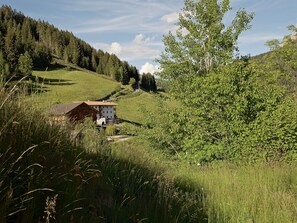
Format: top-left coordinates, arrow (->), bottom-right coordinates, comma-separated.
49,102 -> 97,123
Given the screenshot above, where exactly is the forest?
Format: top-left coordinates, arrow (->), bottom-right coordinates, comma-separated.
0,5 -> 139,84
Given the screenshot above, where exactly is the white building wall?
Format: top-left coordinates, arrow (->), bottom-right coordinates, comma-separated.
101,106 -> 115,119
88,104 -> 115,120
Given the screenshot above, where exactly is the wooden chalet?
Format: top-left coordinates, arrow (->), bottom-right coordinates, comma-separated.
49,102 -> 97,123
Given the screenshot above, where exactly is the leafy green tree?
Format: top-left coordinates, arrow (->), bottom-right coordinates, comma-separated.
158,0 -> 254,97
18,51 -> 33,76
265,39 -> 280,51
153,0 -> 257,163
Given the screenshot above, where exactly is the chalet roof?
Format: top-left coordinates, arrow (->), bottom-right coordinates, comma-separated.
84,101 -> 117,106
49,102 -> 97,115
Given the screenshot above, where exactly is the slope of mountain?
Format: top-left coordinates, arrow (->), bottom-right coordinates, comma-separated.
29,65 -> 121,108
0,5 -> 139,84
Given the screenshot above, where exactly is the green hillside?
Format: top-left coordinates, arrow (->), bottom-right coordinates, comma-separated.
115,91 -> 177,124
28,67 -> 120,108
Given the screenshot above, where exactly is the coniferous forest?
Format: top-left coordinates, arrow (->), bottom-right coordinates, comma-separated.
0,5 -> 139,84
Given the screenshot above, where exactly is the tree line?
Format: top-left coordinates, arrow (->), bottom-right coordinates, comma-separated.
0,5 -> 139,84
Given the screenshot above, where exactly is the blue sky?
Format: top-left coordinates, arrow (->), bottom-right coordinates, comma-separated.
1,0 -> 297,73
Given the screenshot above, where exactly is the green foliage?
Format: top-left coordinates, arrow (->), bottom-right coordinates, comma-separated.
265,39 -> 281,51
152,0 -> 297,163
33,44 -> 52,68
239,98 -> 297,161
118,122 -> 139,136
150,57 -> 297,163
0,50 -> 9,80
75,118 -> 110,153
154,0 -> 255,162
18,51 -> 33,76
157,0 -> 254,87
105,124 -> 117,136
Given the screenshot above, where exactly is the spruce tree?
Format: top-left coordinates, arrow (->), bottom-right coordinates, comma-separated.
18,51 -> 33,76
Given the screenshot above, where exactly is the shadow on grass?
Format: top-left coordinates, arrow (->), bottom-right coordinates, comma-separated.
85,152 -> 209,223
29,76 -> 75,86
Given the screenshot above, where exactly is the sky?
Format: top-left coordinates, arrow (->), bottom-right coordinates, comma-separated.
1,0 -> 297,74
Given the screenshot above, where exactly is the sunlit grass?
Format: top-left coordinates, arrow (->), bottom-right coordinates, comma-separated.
29,68 -> 120,108
116,91 -> 178,124
113,137 -> 297,223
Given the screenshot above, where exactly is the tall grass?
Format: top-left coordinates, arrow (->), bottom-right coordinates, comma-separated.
0,87 -> 207,222
78,122 -> 208,222
0,88 -> 103,222
112,138 -> 297,223
178,162 -> 297,223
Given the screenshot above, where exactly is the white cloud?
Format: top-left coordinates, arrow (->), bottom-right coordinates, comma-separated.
134,34 -> 145,44
110,42 -> 122,54
140,62 -> 160,74
92,41 -> 161,62
133,33 -> 156,45
161,12 -> 179,23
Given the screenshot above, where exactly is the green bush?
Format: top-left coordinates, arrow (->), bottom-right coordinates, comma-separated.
105,124 -> 117,136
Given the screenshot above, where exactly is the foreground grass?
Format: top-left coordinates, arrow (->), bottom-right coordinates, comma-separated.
0,89 -> 104,222
112,138 -> 297,223
29,68 -> 120,108
177,163 -> 297,223
0,89 -> 206,222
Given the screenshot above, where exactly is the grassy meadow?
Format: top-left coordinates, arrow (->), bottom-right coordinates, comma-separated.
112,138 -> 297,223
115,90 -> 177,124
27,67 -> 120,108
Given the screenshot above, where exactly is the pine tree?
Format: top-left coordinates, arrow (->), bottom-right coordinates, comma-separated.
18,51 -> 33,76
4,20 -> 17,74
121,62 -> 130,85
